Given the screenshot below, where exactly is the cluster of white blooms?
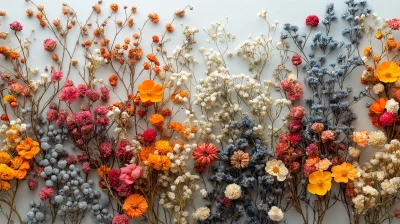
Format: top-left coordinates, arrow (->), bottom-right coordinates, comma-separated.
192,207 -> 210,221
268,206 -> 284,221
0,119 -> 27,151
126,140 -> 142,163
170,71 -> 192,87
224,183 -> 241,200
86,49 -> 107,71
385,99 -> 399,113
352,140 -> 400,214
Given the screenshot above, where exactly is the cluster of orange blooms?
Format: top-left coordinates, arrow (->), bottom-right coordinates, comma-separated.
3,94 -> 18,108
0,135 -> 39,191
0,46 -> 20,60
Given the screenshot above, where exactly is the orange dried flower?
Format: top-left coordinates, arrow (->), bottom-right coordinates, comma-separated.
109,74 -> 118,87
149,114 -> 164,127
3,94 -> 16,104
93,5 -> 101,13
110,4 -> 119,12
168,121 -> 183,132
0,152 -> 12,165
153,66 -> 161,74
165,23 -> 174,32
143,62 -> 151,70
162,109 -> 172,117
16,138 -> 40,160
0,181 -> 10,191
123,194 -> 148,218
230,150 -> 250,169
26,9 -> 33,17
147,13 -> 159,23
52,55 -> 59,61
139,146 -> 155,162
155,140 -> 173,154
0,164 -> 16,180
152,35 -> 159,43
9,50 -> 20,60
11,156 -> 30,179
370,98 -> 388,114
128,18 -> 135,27
36,12 -> 43,20
10,102 -> 18,108
138,80 -> 164,102
128,47 -> 142,60
40,20 -> 47,27
387,39 -> 397,51
375,31 -> 382,39
97,165 -> 110,178
146,53 -> 159,64
363,46 -> 372,57
133,33 -> 140,39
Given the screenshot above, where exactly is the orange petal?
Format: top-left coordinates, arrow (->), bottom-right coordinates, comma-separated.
139,93 -> 150,102
138,80 -> 155,93
151,84 -> 164,95
150,94 -> 162,103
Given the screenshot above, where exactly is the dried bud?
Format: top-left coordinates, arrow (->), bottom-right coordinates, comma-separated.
174,9 -> 185,17
0,10 -> 7,16
0,32 -> 8,40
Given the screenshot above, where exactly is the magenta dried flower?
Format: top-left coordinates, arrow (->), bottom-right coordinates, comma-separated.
10,21 -> 23,31
44,38 -> 57,52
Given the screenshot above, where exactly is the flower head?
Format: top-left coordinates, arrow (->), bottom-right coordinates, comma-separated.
268,206 -> 284,221
265,159 -> 288,181
375,62 -> 400,83
370,98 -> 388,114
353,130 -> 368,147
305,15 -> 319,27
388,18 -> 400,30
192,143 -> 218,166
16,138 -> 40,159
224,183 -> 241,200
43,39 -> 57,52
291,54 -> 302,66
230,150 -> 249,169
138,80 -> 164,102
120,164 -> 143,185
10,21 -> 23,31
122,194 -> 148,218
331,162 -> 357,183
307,170 -> 332,195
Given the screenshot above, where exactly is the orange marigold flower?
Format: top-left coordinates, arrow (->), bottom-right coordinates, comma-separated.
139,146 -> 155,162
16,137 -> 40,160
162,109 -> 172,117
370,98 -> 388,114
10,50 -> 20,60
138,80 -> 164,103
165,23 -> 174,32
0,164 -> 16,180
97,165 -> 110,178
152,35 -> 159,43
0,152 -> 12,165
155,140 -> 172,154
110,4 -> 119,12
3,94 -> 16,104
109,74 -> 118,87
11,156 -> 30,179
159,155 -> 171,170
147,13 -> 159,24
0,181 -> 10,191
149,114 -> 164,127
123,194 -> 148,218
168,121 -> 183,132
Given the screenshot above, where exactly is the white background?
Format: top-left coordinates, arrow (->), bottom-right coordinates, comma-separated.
0,0 -> 396,223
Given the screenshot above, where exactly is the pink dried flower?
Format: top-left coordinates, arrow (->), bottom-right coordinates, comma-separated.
289,162 -> 301,173
94,105 -> 109,115
311,122 -> 324,133
289,106 -> 305,120
119,163 -> 143,185
27,178 -> 38,190
100,86 -> 110,102
96,117 -> 110,126
116,182 -> 134,197
63,79 -> 74,87
10,21 -> 23,31
108,169 -> 121,190
306,15 -> 319,27
100,142 -> 112,159
112,214 -> 130,224
43,38 -> 57,52
66,155 -> 77,165
39,187 -> 54,200
115,141 -> 133,161
85,88 -> 100,102
321,130 -> 335,143
59,86 -> 80,104
287,121 -> 302,132
46,109 -> 58,122
143,129 -> 157,143
388,18 -> 400,30
51,69 -> 63,82
81,124 -> 95,138
82,162 -> 91,174
303,164 -> 316,177
78,83 -> 88,96
76,111 -> 93,126
9,82 -> 26,95
306,143 -> 320,157
380,112 -> 395,126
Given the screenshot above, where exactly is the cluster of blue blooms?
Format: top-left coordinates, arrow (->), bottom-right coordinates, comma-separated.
23,119 -> 112,224
281,1 -> 369,148
200,115 -> 285,224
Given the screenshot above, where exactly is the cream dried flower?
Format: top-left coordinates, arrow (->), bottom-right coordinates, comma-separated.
224,183 -> 241,200
367,131 -> 387,148
385,99 -> 399,113
265,159 -> 288,181
192,207 -> 210,221
268,206 -> 284,221
372,83 -> 384,94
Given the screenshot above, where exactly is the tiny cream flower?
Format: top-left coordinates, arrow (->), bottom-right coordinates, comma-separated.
268,206 -> 284,221
265,159 -> 288,181
192,207 -> 210,221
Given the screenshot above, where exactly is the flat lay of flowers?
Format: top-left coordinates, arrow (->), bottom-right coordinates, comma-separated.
0,0 -> 399,223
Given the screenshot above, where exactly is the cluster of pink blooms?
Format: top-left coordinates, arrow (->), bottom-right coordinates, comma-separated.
280,75 -> 303,101
51,69 -> 63,82
388,18 -> 400,30
103,169 -> 134,197
275,106 -> 305,173
112,214 -> 130,224
43,38 -> 57,52
119,163 -> 143,185
59,80 -> 110,104
10,21 -> 23,31
9,82 -> 30,96
39,187 -> 55,201
115,141 -> 133,163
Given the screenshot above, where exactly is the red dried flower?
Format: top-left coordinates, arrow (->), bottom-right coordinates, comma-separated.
291,54 -> 302,66
306,15 -> 319,27
192,143 -> 218,166
27,178 -> 38,190
143,129 -> 157,143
